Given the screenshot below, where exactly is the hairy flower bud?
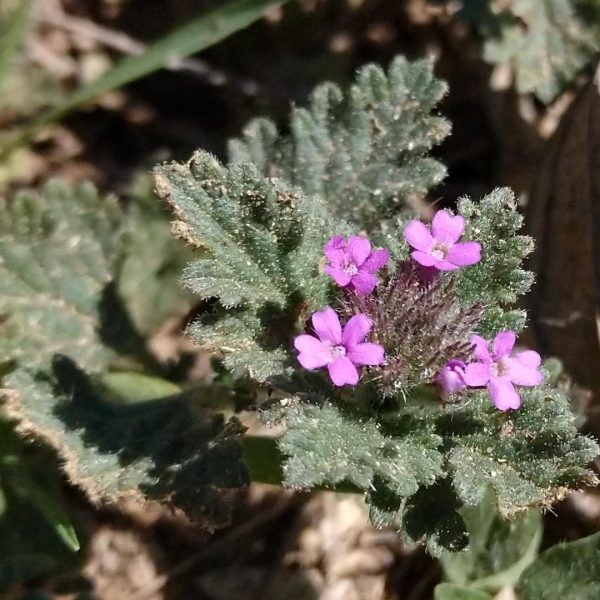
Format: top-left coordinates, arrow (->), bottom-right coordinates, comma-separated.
341,260 -> 484,395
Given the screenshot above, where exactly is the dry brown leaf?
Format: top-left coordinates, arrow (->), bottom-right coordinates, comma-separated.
527,63 -> 600,397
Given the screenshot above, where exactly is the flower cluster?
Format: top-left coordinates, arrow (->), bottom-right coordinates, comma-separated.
293,210 -> 543,411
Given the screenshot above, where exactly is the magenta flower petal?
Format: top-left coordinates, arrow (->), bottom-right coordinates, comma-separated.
351,272 -> 378,295
328,356 -> 359,386
464,362 -> 491,386
446,242 -> 481,266
471,335 -> 492,362
362,248 -> 390,273
347,236 -> 372,265
404,221 -> 434,252
311,308 -> 342,344
323,235 -> 388,294
323,264 -> 352,287
493,331 -> 516,358
294,333 -> 327,356
433,259 -> 460,272
503,358 -> 544,386
405,211 -> 481,273
513,350 -> 542,369
489,376 -> 521,411
411,250 -> 437,267
463,332 -> 542,411
295,335 -> 332,369
324,235 -> 345,261
342,314 -> 372,347
295,307 -> 384,386
431,211 -> 465,245
347,342 -> 385,366
436,360 -> 467,394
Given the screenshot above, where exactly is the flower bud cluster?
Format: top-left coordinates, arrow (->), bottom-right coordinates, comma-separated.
293,210 -> 543,411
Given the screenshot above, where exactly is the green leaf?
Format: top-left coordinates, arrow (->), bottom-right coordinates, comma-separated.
456,0 -> 600,103
0,420 -> 80,588
117,186 -> 195,335
456,188 -> 535,336
0,178 -> 197,373
155,151 -> 342,380
0,180 -> 123,372
242,435 -> 285,486
441,488 -> 542,592
99,372 -> 181,404
403,478 -> 469,556
1,0 -> 289,158
0,503 -> 80,589
1,456 -> 79,552
277,400 -> 387,490
434,584 -> 492,600
265,377 -> 597,554
0,0 -> 32,108
1,356 -> 249,528
229,56 -> 449,227
518,532 -> 600,599
272,398 -> 443,506
446,385 -> 598,517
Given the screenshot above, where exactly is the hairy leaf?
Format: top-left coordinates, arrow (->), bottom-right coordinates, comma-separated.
518,531 -> 600,599
446,385 -> 598,517
118,187 -> 195,335
229,57 -> 449,227
1,357 -> 249,528
272,399 -> 443,496
267,379 -> 597,552
456,188 -> 534,336
0,181 -> 122,372
456,0 -> 600,103
155,151 -> 341,380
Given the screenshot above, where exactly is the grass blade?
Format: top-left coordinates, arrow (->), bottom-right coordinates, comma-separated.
0,0 -> 33,109
0,0 -> 287,155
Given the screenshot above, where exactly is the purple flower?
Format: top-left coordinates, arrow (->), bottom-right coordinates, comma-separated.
324,235 -> 389,295
404,210 -> 481,271
463,331 -> 543,411
436,359 -> 467,394
294,307 -> 385,386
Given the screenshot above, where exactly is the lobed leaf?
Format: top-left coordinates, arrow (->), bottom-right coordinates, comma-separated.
0,181 -> 122,372
456,188 -> 534,336
267,380 -> 597,552
229,57 -> 449,228
272,399 -> 443,496
155,151 -> 342,380
456,0 -> 600,103
1,356 -> 249,528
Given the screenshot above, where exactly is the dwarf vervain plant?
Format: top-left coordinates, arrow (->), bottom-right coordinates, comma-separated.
0,57 -> 597,562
